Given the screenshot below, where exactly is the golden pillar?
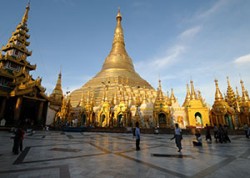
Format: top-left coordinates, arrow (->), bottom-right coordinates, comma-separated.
14,97 -> 23,121
0,98 -> 7,119
231,115 -> 236,129
215,115 -> 218,126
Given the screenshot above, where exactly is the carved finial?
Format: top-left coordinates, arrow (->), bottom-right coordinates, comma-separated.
116,7 -> 122,21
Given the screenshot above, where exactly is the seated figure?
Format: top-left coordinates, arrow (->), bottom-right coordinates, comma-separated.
193,129 -> 202,146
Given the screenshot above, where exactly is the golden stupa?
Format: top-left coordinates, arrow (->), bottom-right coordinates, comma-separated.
70,10 -> 155,107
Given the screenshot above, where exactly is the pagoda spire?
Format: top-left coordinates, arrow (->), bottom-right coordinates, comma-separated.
240,80 -> 249,102
49,71 -> 63,106
2,1 -> 33,61
170,88 -> 176,104
22,2 -> 30,25
101,8 -> 135,72
214,79 -> 223,101
226,76 -> 236,107
112,8 -> 124,51
182,83 -> 191,107
53,71 -> 63,94
157,80 -> 164,100
190,80 -> 196,100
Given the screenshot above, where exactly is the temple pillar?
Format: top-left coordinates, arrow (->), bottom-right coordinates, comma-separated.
0,98 -> 7,119
238,114 -> 242,126
231,115 -> 236,129
37,101 -> 44,124
14,97 -> 23,122
215,115 -> 218,126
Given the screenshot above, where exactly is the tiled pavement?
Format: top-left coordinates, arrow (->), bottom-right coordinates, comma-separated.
0,130 -> 249,178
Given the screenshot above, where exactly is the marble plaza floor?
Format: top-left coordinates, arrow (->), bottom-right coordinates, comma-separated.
0,130 -> 250,178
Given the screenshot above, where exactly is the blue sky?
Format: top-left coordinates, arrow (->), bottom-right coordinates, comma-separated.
1,0 -> 250,106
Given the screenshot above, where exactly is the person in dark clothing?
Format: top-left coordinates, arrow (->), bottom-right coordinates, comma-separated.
19,128 -> 25,152
12,128 -> 23,155
205,124 -> 212,142
243,123 -> 249,138
223,125 -> 231,143
135,122 -> 140,151
213,124 -> 218,142
218,124 -> 225,143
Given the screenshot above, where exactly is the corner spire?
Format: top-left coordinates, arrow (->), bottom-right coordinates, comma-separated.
157,80 -> 164,100
240,80 -> 249,102
51,71 -> 63,97
190,80 -> 196,100
182,83 -> 191,107
170,88 -> 176,104
214,79 -> 223,101
226,76 -> 236,107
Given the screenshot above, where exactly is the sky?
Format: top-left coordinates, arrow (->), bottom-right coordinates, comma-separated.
1,0 -> 250,106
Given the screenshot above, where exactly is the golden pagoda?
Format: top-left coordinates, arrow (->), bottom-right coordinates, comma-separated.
210,78 -> 250,129
210,79 -> 235,128
49,71 -> 63,108
70,9 -> 157,127
70,10 -> 155,106
0,3 -> 49,126
238,80 -> 250,125
46,71 -> 64,125
67,9 -> 213,129
153,80 -> 170,127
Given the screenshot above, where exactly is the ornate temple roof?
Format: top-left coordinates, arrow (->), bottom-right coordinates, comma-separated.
70,9 -> 155,107
0,3 -> 48,101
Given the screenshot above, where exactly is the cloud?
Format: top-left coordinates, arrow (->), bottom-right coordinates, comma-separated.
179,26 -> 201,40
234,54 -> 250,64
152,45 -> 186,68
196,0 -> 228,19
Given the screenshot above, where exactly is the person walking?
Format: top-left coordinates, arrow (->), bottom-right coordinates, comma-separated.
135,122 -> 140,151
243,123 -> 249,138
171,123 -> 183,152
12,128 -> 22,155
223,125 -> 231,143
218,124 -> 225,143
19,128 -> 25,152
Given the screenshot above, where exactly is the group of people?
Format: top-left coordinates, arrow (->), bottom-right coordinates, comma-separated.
213,124 -> 231,143
10,122 -> 249,155
133,122 -> 235,153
